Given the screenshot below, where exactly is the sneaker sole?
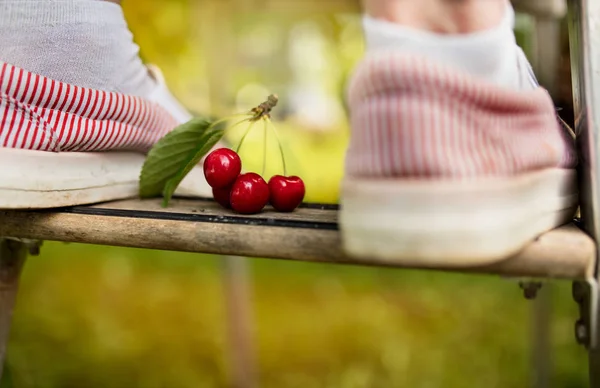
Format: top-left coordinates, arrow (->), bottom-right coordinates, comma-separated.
339,168 -> 578,266
0,148 -> 211,209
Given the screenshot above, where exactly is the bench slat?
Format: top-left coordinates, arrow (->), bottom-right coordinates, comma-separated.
0,198 -> 595,280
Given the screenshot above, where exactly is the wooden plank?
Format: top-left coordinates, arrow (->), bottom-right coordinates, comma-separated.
0,198 -> 595,280
91,198 -> 337,224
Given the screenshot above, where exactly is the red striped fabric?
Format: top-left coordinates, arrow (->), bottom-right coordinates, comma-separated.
0,61 -> 178,152
346,52 -> 577,179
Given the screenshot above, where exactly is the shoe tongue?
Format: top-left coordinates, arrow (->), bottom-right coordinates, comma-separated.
145,65 -> 193,124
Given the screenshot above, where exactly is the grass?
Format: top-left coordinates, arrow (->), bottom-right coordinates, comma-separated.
1,240 -> 588,388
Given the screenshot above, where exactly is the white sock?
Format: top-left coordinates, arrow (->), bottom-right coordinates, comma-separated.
0,0 -> 156,97
362,3 -> 537,90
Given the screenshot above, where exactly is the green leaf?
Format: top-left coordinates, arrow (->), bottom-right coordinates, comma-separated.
138,117 -> 224,200
161,128 -> 223,207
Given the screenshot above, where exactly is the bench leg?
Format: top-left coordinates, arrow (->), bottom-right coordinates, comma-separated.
0,240 -> 27,380
532,286 -> 553,388
223,256 -> 257,388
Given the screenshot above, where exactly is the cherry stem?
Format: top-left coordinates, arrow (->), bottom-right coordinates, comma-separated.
235,120 -> 257,154
262,118 -> 268,177
266,118 -> 287,176
227,117 -> 253,133
208,115 -> 251,133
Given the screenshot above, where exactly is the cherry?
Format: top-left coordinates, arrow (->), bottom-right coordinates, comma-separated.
203,148 -> 242,189
268,175 -> 305,212
230,173 -> 270,214
212,186 -> 232,209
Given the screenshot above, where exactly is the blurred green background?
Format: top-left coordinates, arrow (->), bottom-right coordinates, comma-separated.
3,0 -> 588,387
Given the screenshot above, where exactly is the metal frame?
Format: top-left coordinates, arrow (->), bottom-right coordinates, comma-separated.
567,0 -> 600,386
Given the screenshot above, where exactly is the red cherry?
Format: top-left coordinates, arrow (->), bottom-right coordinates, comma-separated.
203,148 -> 242,189
212,186 -> 232,209
230,173 -> 270,214
268,175 -> 305,212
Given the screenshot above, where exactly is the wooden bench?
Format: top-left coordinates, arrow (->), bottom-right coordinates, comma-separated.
0,199 -> 596,280
2,0 -> 600,387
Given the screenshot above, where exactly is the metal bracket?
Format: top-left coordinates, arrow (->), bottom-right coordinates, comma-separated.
519,280 -> 544,300
3,238 -> 42,256
572,279 -> 599,349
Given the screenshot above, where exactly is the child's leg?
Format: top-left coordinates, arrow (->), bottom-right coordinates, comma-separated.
363,0 -> 506,33
361,0 -> 534,89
